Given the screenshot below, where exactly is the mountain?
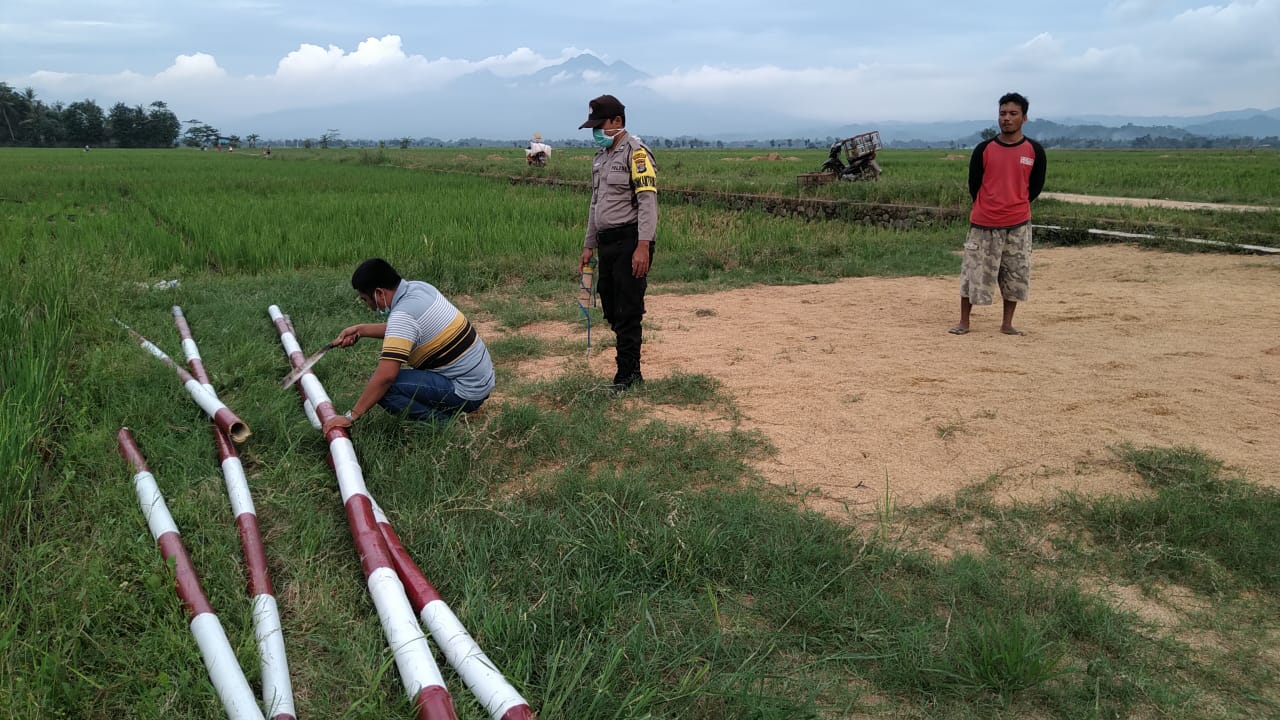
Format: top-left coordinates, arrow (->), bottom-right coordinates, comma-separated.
235,53 -> 801,142
230,54 -> 1280,143
526,54 -> 649,86
1185,114 -> 1280,138
1055,107 -> 1280,128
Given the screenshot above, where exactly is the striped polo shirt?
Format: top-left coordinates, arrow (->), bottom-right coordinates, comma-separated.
381,280 -> 495,401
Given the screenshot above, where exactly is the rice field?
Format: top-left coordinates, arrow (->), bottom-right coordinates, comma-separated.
377,145 -> 1280,205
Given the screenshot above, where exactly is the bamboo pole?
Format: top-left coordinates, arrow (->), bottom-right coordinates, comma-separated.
117,428 -> 265,720
271,308 -> 532,720
172,306 -> 297,720
268,305 -> 457,720
117,320 -> 251,443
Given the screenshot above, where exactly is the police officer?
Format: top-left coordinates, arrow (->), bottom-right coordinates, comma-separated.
577,94 -> 658,391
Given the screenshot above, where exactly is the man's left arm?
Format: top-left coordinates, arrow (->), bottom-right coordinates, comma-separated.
1028,140 -> 1047,202
350,358 -> 400,419
630,145 -> 658,277
320,358 -> 399,434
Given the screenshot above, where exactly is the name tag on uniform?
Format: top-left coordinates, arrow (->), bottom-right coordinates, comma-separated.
1020,156 -> 1035,166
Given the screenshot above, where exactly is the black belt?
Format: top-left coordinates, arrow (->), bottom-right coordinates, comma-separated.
597,223 -> 638,244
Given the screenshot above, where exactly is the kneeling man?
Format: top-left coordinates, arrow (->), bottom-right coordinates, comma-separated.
321,258 -> 494,434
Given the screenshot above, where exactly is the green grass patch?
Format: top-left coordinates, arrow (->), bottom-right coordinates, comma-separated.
1077,445 -> 1280,593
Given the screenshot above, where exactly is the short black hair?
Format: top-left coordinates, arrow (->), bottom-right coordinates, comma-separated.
999,92 -> 1029,115
351,258 -> 402,295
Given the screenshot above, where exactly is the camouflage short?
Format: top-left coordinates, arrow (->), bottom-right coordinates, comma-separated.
960,223 -> 1032,305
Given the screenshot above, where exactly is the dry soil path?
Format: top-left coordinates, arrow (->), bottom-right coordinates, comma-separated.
1040,192 -> 1276,212
507,245 -> 1280,516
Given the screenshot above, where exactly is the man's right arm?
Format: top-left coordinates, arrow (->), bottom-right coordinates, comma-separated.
582,174 -> 599,270
968,141 -> 987,200
334,323 -> 387,347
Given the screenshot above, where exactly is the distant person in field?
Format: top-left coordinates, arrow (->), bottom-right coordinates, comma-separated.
950,91 -> 1047,336
320,258 -> 495,434
525,132 -> 551,165
577,93 -> 658,392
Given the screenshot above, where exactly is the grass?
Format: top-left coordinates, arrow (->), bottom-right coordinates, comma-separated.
1074,446 -> 1280,593
359,146 -> 1280,207
373,145 -> 1280,248
3,148 -> 1278,719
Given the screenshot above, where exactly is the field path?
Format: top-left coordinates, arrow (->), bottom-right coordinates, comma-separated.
1041,191 -> 1276,212
507,246 -> 1280,515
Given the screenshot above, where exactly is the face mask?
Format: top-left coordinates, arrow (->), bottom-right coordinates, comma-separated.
372,290 -> 391,316
592,127 -> 619,148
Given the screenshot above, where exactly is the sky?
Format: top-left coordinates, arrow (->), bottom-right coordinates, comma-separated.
3,0 -> 1278,138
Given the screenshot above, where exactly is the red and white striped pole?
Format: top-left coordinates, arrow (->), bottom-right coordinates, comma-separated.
173,306 -> 297,720
117,428 -> 265,720
268,305 -> 457,720
117,321 -> 251,443
370,499 -> 534,720
279,314 -> 323,432
273,311 -> 532,720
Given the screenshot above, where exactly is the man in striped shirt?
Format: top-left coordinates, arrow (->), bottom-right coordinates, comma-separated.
321,258 -> 495,434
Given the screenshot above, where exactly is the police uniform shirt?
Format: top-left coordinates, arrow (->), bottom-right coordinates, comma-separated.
584,133 -> 658,248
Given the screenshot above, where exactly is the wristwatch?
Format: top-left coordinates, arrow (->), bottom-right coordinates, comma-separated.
343,410 -> 354,422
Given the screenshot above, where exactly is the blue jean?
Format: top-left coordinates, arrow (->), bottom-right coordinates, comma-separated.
379,368 -> 486,423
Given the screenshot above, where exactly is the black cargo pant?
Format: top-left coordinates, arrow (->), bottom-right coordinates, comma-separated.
596,223 -> 653,381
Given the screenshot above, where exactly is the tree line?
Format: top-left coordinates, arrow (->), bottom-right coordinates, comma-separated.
0,83 -> 179,148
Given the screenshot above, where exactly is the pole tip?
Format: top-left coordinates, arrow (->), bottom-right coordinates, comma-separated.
227,422 -> 252,444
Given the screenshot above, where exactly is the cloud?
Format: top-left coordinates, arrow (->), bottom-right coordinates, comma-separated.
1161,0 -> 1280,63
156,53 -> 226,81
0,17 -> 162,46
472,46 -> 587,78
12,37 -> 592,119
641,64 -> 983,122
8,11 -> 1280,137
997,32 -> 1067,71
1107,0 -> 1174,19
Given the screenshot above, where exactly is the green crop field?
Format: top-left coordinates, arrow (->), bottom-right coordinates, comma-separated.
339,145 -> 1280,246
330,145 -> 1280,205
3,147 -> 1279,719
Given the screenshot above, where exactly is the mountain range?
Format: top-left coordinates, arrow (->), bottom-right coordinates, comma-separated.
234,53 -> 1280,144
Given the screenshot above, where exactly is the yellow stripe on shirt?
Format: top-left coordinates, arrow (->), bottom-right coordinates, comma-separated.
380,336 -> 413,364
406,313 -> 473,369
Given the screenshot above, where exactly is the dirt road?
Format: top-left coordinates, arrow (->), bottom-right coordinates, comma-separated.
1040,192 -> 1276,212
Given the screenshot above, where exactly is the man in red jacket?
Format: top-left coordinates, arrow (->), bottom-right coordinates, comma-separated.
950,92 -> 1047,336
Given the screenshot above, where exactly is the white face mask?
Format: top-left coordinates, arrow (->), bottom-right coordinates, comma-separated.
373,289 -> 391,316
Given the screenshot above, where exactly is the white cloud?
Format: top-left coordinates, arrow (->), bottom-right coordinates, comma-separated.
1161,0 -> 1280,63
156,53 -> 226,81
8,7 -> 1280,136
473,47 -> 586,77
13,37 -> 598,120
995,32 -> 1067,72
0,17 -> 161,44
641,64 -> 982,122
1107,0 -> 1174,19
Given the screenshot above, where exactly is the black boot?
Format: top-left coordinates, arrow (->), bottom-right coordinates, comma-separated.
611,315 -> 643,392
610,369 -> 644,392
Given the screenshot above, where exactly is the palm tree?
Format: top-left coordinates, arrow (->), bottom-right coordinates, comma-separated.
245,133 -> 260,148
0,83 -> 19,143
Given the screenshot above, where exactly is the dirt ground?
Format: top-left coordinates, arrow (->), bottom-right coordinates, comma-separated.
506,245 -> 1280,516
